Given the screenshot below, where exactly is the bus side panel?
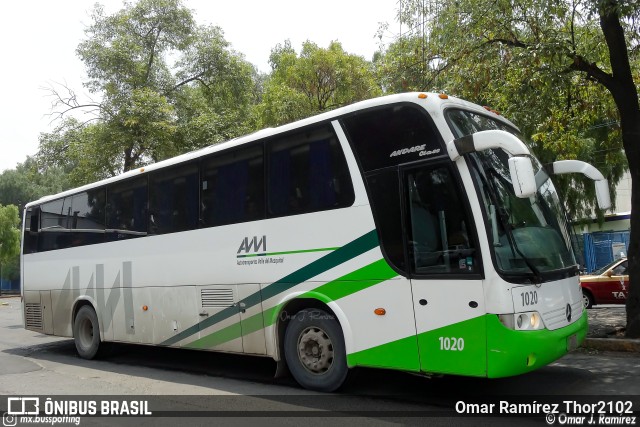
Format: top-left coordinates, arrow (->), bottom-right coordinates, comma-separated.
151,286 -> 198,345
338,276 -> 420,372
237,283 -> 267,355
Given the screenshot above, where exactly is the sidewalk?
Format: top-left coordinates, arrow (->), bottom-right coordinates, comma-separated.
584,305 -> 640,352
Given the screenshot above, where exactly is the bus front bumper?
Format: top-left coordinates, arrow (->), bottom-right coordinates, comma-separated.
486,310 -> 588,378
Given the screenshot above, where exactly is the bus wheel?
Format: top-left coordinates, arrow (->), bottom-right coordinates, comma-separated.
73,305 -> 102,359
284,308 -> 349,392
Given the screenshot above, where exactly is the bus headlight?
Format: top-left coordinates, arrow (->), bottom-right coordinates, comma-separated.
499,312 -> 545,330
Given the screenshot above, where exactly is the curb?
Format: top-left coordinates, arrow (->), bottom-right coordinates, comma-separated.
583,338 -> 640,353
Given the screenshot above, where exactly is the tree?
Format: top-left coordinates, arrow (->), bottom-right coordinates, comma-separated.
380,0 -> 640,336
0,204 -> 20,282
0,157 -> 71,213
40,0 -> 257,185
258,40 -> 382,126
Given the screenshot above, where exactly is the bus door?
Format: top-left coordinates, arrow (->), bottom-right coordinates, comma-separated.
402,163 -> 488,376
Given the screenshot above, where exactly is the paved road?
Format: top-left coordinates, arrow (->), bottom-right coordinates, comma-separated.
1,297 -> 639,426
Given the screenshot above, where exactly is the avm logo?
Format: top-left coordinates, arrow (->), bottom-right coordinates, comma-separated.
237,236 -> 267,255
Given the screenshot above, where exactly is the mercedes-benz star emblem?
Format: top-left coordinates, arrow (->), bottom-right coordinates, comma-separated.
566,303 -> 572,322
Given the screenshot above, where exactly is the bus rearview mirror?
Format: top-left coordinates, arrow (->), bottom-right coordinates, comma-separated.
508,157 -> 537,198
595,179 -> 611,211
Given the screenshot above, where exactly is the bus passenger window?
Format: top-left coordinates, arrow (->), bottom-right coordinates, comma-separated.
407,165 -> 476,275
201,145 -> 264,227
70,188 -> 106,247
267,124 -> 354,217
107,176 -> 148,240
149,163 -> 199,234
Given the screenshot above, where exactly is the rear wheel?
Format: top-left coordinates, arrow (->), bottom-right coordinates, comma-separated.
284,308 -> 349,392
582,290 -> 594,309
73,305 -> 102,359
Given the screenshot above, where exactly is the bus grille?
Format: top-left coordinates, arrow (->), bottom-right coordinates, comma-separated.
543,300 -> 583,330
201,288 -> 234,307
25,303 -> 43,330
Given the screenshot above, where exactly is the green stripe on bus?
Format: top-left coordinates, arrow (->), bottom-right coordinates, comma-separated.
160,229 -> 379,346
346,335 -> 420,372
187,306 -> 278,350
188,259 -> 398,349
300,258 -> 397,302
236,247 -> 340,258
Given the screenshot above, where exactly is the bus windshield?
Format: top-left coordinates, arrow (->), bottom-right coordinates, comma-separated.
447,109 -> 577,282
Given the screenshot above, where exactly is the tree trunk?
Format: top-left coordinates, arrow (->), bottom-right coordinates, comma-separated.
598,1 -> 640,337
627,152 -> 640,337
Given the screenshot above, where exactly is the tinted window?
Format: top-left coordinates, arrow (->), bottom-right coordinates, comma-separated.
149,163 -> 199,234
22,207 -> 38,254
69,189 -> 106,247
447,109 -> 517,138
341,104 -> 444,172
406,164 -> 477,275
41,198 -> 69,230
201,145 -> 264,227
39,197 -> 72,251
366,169 -> 405,271
107,176 -> 148,239
267,125 -> 354,217
70,189 -> 106,230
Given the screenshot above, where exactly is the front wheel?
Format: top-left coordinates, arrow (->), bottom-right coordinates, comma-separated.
73,305 -> 102,359
284,308 -> 349,392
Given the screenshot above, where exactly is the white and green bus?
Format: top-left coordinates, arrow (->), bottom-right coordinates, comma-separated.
21,93 -> 611,392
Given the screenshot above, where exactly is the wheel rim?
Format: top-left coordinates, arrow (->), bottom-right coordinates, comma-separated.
78,316 -> 94,349
297,326 -> 334,374
582,293 -> 590,309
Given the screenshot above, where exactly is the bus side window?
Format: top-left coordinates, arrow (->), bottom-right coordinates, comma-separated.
267,124 -> 354,217
70,188 -> 106,247
23,207 -> 39,254
149,163 -> 199,235
201,144 -> 264,227
39,197 -> 72,252
107,176 -> 148,240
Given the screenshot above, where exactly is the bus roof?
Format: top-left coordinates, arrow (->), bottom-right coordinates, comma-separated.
25,92 -> 516,208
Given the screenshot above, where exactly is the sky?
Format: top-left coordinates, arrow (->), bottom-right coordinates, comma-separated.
0,0 -> 397,173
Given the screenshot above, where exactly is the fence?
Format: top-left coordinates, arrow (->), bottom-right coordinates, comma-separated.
0,278 -> 20,295
581,231 -> 630,273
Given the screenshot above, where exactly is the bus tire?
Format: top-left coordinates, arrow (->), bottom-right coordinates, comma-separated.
73,305 -> 102,359
284,308 -> 349,392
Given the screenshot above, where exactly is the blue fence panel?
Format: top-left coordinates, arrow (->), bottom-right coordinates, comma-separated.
581,231 -> 630,273
0,278 -> 19,293
583,233 -> 595,272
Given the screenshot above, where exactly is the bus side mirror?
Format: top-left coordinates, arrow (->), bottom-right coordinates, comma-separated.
508,156 -> 537,198
550,160 -> 611,210
594,179 -> 612,211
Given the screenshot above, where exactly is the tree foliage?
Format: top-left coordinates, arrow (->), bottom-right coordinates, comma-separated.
378,0 -> 640,336
377,0 -> 635,221
39,0 -> 257,186
0,204 -> 21,276
258,40 -> 382,127
0,157 -> 71,213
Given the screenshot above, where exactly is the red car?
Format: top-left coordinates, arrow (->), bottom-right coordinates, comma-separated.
580,258 -> 629,309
